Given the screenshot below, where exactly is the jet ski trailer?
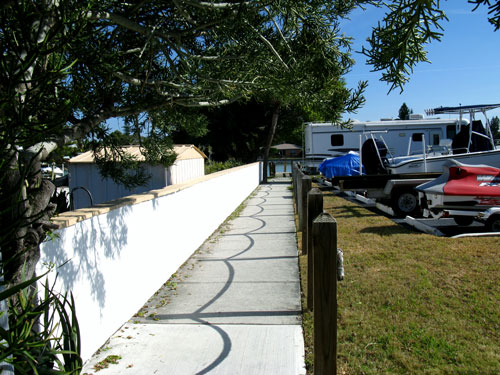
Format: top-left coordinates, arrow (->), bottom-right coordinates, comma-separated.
416,160 -> 500,230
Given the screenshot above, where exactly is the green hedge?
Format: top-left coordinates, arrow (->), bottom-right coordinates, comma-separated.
205,159 -> 243,175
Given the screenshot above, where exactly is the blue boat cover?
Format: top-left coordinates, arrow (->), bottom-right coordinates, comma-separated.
319,152 -> 365,178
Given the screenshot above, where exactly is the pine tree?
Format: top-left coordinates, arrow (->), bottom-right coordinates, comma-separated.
398,103 -> 413,120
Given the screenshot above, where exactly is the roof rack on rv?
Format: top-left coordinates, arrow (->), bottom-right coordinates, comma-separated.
425,104 -> 500,152
425,103 -> 500,116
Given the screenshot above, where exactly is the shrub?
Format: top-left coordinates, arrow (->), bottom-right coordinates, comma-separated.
205,159 -> 243,174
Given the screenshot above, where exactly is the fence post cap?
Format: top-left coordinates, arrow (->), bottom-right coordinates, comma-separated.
313,212 -> 335,223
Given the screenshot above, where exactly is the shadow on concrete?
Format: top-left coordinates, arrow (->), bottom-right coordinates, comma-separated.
265,180 -> 293,185
152,310 -> 301,321
194,320 -> 232,375
200,255 -> 298,262
166,182 -> 296,374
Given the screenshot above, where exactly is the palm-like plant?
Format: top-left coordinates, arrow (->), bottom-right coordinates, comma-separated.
0,269 -> 82,375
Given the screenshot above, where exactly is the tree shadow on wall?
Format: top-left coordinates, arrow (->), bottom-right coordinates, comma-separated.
41,204 -> 132,312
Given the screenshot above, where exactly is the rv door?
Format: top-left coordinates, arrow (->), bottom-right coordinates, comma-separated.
430,131 -> 441,146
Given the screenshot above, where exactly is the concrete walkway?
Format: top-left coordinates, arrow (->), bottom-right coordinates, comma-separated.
83,178 -> 306,375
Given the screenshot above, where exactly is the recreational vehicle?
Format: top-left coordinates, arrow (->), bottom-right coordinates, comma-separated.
303,115 -> 468,172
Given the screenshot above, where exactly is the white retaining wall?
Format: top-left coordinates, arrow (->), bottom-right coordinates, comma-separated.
38,162 -> 262,362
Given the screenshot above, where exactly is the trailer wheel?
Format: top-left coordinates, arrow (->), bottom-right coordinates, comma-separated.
453,216 -> 474,226
486,215 -> 500,232
392,189 -> 419,217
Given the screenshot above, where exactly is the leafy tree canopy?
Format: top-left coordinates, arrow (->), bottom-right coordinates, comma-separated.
0,0 -> 371,283
171,99 -> 308,162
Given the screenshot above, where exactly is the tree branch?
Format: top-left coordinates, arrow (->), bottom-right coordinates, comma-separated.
176,97 -> 241,107
112,71 -> 185,89
87,11 -> 179,39
250,25 -> 289,70
183,0 -> 251,9
265,6 -> 294,59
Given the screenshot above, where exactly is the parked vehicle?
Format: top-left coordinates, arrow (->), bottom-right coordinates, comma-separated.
416,160 -> 500,230
304,114 -> 467,172
329,103 -> 500,218
362,104 -> 500,175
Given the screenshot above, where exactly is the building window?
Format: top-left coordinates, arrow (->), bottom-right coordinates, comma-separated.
331,134 -> 344,146
433,134 -> 440,145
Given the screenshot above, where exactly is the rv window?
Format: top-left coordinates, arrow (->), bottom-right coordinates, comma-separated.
433,134 -> 440,145
331,134 -> 344,146
447,125 -> 456,139
412,133 -> 423,142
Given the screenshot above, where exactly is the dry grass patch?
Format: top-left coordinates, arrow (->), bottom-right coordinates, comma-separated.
299,192 -> 500,375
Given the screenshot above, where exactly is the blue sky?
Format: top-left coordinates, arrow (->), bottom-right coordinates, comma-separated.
340,2 -> 500,122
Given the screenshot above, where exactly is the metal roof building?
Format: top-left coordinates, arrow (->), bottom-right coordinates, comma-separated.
68,145 -> 206,209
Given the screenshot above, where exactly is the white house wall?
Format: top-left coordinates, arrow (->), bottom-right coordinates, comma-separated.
38,162 -> 262,362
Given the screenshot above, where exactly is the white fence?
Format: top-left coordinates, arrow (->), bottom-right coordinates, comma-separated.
38,162 -> 262,361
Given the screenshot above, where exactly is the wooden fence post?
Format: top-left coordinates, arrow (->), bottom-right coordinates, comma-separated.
313,213 -> 337,375
292,163 -> 299,206
296,172 -> 303,225
307,188 -> 323,309
300,175 -> 311,254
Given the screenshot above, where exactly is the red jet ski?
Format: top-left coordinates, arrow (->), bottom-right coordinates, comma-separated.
416,160 -> 500,229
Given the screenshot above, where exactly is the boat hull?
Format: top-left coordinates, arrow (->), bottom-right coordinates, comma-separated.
387,149 -> 500,174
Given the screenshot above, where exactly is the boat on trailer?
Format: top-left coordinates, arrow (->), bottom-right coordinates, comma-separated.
329,103 -> 500,218
303,114 -> 468,173
362,104 -> 500,175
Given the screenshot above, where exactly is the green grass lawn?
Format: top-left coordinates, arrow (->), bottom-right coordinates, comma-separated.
299,192 -> 500,375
